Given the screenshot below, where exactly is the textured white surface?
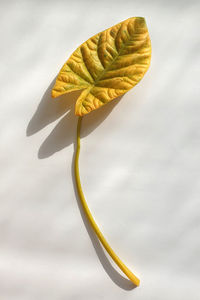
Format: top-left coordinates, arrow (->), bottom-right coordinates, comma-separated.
0,0 -> 200,299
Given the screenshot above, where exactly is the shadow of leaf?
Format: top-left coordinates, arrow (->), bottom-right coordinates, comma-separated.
26,77 -> 83,136
28,77 -> 123,159
27,76 -> 137,290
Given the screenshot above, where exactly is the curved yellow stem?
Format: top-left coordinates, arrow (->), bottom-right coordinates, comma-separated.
74,116 -> 140,286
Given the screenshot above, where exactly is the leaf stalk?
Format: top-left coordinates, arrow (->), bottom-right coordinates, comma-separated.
74,116 -> 140,286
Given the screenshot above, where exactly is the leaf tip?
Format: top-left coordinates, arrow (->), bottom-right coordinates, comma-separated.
135,16 -> 147,27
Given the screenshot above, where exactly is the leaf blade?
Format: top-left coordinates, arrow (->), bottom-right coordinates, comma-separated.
52,17 -> 151,115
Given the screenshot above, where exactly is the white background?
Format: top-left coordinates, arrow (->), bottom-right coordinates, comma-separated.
0,0 -> 200,299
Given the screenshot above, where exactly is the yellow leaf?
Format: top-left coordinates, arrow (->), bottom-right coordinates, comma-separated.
52,17 -> 151,116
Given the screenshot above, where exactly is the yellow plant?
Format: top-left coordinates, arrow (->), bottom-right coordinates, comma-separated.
52,17 -> 151,286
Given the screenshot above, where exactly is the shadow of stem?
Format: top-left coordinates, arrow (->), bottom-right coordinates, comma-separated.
71,135 -> 136,290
